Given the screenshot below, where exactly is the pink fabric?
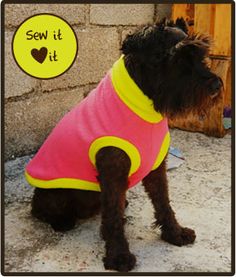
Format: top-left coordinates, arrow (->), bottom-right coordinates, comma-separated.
26,73 -> 169,189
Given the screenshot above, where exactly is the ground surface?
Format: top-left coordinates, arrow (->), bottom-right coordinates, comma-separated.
4,129 -> 232,273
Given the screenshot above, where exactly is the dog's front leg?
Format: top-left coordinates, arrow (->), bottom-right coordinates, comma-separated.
96,147 -> 136,272
142,158 -> 196,246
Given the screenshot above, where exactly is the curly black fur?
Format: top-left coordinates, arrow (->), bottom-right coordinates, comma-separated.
31,18 -> 222,272
122,18 -> 222,117
32,188 -> 101,231
142,160 -> 196,246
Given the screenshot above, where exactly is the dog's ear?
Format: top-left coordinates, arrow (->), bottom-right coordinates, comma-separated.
175,17 -> 189,34
174,33 -> 212,58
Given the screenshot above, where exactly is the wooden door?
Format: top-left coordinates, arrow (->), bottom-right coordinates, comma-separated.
170,4 -> 232,137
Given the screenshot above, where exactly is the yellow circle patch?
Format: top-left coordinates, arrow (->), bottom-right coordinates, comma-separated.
12,14 -> 78,79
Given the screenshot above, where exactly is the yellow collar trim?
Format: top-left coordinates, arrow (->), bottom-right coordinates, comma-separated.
111,55 -> 163,123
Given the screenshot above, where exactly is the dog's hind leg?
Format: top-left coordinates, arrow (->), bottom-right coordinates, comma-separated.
31,188 -> 78,232
96,147 -> 136,272
32,188 -> 101,231
142,158 -> 196,246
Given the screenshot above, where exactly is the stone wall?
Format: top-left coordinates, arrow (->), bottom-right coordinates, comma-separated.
4,4 -> 172,160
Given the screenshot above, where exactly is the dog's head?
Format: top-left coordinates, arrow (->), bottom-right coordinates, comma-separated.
121,18 -> 223,117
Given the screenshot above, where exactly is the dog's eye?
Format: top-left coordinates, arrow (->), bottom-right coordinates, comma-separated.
203,57 -> 211,69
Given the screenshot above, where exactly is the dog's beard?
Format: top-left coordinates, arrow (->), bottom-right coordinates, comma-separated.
164,88 -> 222,120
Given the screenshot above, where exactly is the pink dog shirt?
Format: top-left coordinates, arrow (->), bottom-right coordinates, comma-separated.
25,56 -> 170,191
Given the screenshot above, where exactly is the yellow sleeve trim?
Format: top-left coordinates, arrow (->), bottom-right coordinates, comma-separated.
89,136 -> 141,176
152,132 -> 171,170
25,171 -> 101,192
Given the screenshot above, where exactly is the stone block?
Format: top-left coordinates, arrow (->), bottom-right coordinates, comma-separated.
90,4 -> 155,26
5,31 -> 40,98
41,27 -> 120,91
155,4 -> 172,21
5,4 -> 86,27
5,86 -> 88,160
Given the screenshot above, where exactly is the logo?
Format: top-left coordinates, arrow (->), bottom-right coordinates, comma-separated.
12,14 -> 78,79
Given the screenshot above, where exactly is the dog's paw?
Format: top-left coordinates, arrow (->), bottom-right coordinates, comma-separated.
161,226 -> 196,246
103,252 -> 136,272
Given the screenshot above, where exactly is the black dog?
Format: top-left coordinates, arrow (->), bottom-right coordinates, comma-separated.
30,18 -> 222,272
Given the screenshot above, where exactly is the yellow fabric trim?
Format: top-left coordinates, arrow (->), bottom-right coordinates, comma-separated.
111,55 -> 163,123
152,132 -> 171,170
89,136 -> 141,176
25,171 -> 101,192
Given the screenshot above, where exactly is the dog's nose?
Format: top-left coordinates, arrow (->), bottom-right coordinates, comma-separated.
210,77 -> 223,92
